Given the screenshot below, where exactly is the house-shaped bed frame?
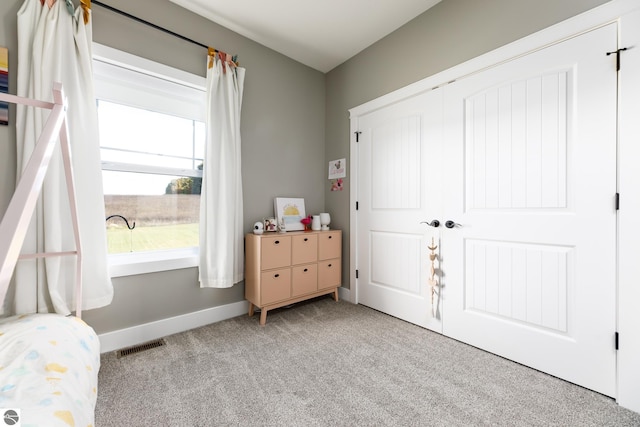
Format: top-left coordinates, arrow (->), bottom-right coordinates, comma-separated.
0,82 -> 84,317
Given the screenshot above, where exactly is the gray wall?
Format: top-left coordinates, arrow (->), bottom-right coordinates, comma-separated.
0,0 -> 325,334
324,0 -> 610,289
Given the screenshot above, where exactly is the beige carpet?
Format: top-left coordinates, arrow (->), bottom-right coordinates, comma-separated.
95,297 -> 640,426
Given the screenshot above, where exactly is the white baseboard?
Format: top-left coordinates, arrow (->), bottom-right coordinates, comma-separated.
98,290 -> 354,354
98,300 -> 249,353
338,286 -> 352,303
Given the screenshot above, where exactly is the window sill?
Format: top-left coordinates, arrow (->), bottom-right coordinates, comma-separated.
108,248 -> 199,278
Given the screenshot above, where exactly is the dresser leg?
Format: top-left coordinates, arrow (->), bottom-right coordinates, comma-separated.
260,309 -> 267,326
248,303 -> 255,317
333,288 -> 339,302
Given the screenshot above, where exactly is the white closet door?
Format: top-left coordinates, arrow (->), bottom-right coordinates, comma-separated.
356,89 -> 443,331
441,23 -> 617,396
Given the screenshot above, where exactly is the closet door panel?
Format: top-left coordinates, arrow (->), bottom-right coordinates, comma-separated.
355,90 -> 444,331
443,23 -> 617,397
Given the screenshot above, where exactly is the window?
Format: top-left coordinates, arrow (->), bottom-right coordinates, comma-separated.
93,44 -> 206,276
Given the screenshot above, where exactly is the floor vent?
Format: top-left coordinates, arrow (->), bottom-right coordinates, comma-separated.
116,338 -> 166,358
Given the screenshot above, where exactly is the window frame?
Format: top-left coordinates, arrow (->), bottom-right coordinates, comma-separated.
93,43 -> 206,277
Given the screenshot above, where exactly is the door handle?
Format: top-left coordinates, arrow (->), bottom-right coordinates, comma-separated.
420,220 -> 440,228
445,220 -> 461,229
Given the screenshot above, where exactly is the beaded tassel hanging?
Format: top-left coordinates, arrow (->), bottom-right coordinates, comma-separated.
428,237 -> 439,318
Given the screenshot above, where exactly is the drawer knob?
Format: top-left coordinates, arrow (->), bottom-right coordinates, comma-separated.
304,268 -> 308,272
328,264 -> 332,267
274,240 -> 280,245
304,238 -> 308,241
328,236 -> 332,239
274,273 -> 280,278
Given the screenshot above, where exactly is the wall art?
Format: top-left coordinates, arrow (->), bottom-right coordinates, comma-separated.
328,158 -> 346,179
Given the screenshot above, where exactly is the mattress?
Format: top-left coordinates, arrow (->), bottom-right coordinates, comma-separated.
0,313 -> 100,427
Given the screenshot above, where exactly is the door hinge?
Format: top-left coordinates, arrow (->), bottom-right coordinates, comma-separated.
616,193 -> 620,210
355,131 -> 362,142
606,47 -> 628,71
615,332 -> 619,350
356,269 -> 359,279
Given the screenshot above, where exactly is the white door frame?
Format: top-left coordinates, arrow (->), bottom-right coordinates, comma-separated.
349,0 -> 640,413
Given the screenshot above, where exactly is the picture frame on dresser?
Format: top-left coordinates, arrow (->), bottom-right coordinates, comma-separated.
274,197 -> 305,231
263,217 -> 277,232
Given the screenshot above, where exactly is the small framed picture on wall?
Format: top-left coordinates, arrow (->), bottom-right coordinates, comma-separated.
328,158 -> 346,179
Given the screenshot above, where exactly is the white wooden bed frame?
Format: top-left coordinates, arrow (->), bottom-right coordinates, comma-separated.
0,84 -> 100,427
0,82 -> 84,317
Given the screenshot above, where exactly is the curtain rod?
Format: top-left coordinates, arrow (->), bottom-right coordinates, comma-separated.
92,1 -> 209,50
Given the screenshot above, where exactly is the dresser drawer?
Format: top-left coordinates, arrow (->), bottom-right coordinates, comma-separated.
318,258 -> 341,290
261,236 -> 291,270
318,231 -> 341,261
292,234 -> 318,265
291,264 -> 318,297
261,268 -> 291,305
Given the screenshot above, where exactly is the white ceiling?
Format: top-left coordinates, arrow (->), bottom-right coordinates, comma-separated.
169,0 -> 441,73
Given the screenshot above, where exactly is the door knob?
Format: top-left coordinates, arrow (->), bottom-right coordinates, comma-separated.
445,220 -> 461,229
420,220 -> 440,228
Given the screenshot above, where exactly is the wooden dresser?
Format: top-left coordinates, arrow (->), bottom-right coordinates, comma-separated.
245,230 -> 341,325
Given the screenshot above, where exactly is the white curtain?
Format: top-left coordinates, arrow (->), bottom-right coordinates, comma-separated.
199,51 -> 245,288
12,0 -> 113,314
